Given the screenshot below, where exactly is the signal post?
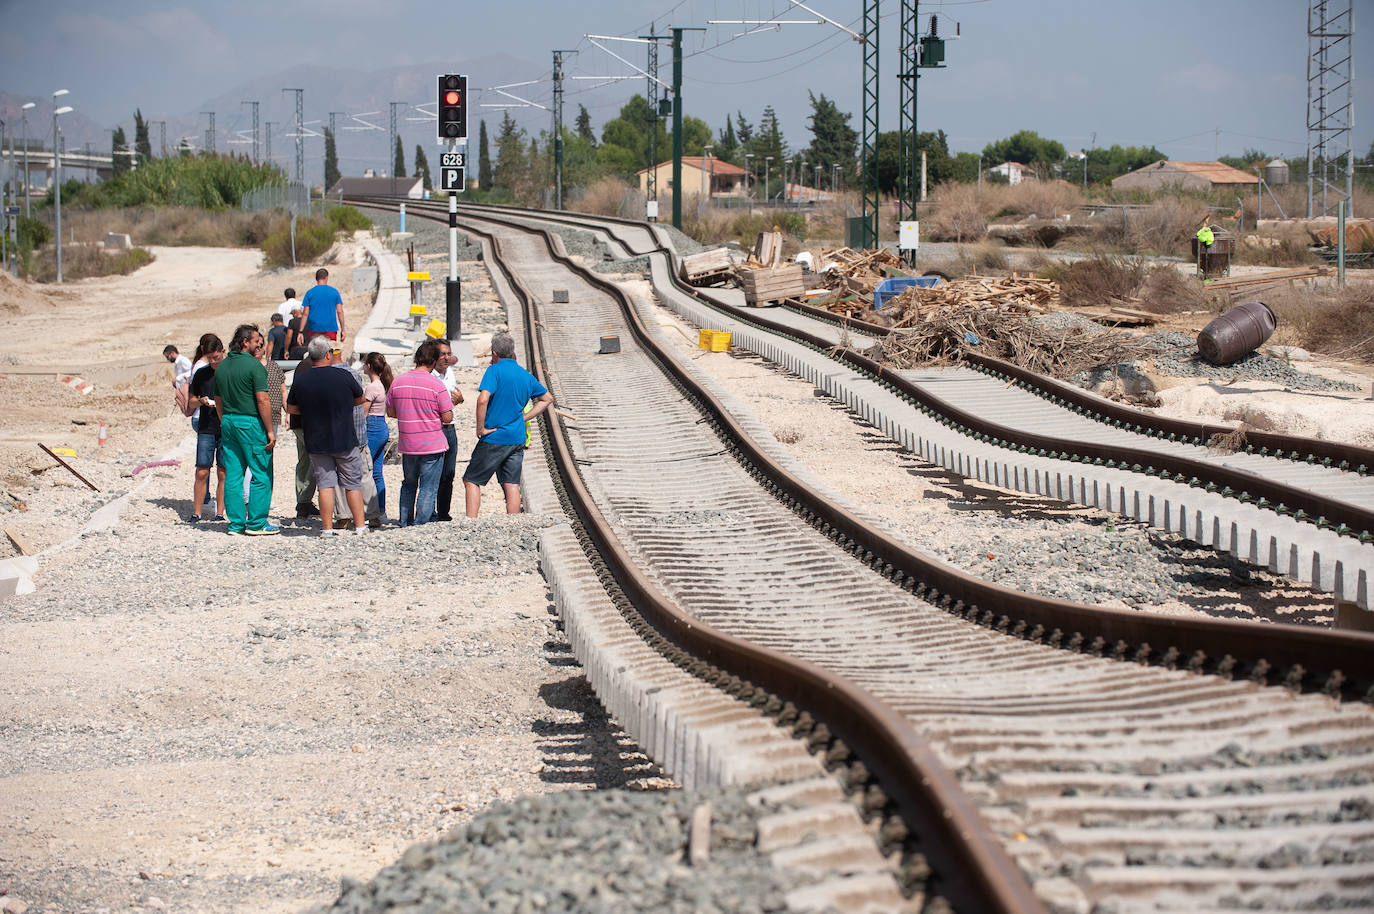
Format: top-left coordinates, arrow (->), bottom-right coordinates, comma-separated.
437,74 -> 467,340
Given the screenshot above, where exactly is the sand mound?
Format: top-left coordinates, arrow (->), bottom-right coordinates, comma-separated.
0,271 -> 53,314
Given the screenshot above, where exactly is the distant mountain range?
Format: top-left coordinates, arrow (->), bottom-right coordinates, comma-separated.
0,53 -> 606,188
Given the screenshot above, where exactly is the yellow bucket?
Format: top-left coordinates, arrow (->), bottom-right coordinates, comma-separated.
698,329 -> 731,352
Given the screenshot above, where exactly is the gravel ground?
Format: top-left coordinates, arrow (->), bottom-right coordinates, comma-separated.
304,789 -> 795,914
0,239 -> 676,914
364,208 -> 484,262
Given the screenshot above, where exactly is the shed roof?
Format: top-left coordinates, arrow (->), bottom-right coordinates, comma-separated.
637,157 -> 749,176
328,175 -> 425,196
1125,160 -> 1259,185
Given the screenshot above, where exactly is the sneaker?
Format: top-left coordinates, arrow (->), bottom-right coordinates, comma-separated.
351,526 -> 371,535
320,528 -> 343,536
295,504 -> 320,518
367,518 -> 384,529
188,514 -> 201,524
245,524 -> 281,536
213,514 -> 227,522
226,529 -> 246,536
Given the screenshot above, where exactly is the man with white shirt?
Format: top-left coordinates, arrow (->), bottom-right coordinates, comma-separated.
164,345 -> 193,387
275,288 -> 300,324
430,338 -> 464,521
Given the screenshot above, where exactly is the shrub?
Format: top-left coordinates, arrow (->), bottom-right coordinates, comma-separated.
60,153 -> 288,209
30,244 -> 155,282
327,205 -> 372,233
261,216 -> 337,267
18,216 -> 50,249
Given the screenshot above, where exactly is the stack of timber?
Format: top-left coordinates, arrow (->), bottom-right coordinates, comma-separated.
1204,266 -> 1329,297
741,264 -> 805,306
679,248 -> 736,287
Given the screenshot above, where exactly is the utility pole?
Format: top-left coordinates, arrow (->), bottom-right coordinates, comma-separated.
265,121 -> 274,165
1306,0 -> 1354,217
243,101 -> 260,162
669,26 -> 705,230
20,103 -> 34,218
201,111 -> 216,155
53,89 -> 71,284
553,50 -> 578,210
283,88 -> 304,184
897,6 -> 951,264
643,25 -> 663,216
154,120 -> 166,158
858,1 -> 880,248
389,101 -> 404,197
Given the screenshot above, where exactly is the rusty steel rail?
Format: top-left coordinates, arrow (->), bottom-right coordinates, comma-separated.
365,195 -> 1374,696
375,196 -> 1374,908
443,207 -> 1047,914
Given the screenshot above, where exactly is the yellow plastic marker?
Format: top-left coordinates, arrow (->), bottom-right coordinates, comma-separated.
409,303 -> 428,315
50,447 -> 77,458
425,319 -> 447,339
407,271 -> 432,282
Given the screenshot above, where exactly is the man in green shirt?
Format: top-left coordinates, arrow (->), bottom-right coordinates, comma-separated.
215,324 -> 279,535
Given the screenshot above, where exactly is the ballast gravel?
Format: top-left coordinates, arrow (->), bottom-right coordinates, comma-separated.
1081,330 -> 1359,392
305,789 -> 794,914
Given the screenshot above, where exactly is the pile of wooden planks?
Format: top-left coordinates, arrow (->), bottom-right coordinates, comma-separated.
680,248 -> 735,287
817,247 -> 907,296
749,230 -> 786,268
1204,266 -> 1329,297
741,264 -> 805,306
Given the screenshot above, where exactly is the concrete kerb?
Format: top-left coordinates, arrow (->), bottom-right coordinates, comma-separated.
641,252 -> 1374,612
354,237 -> 425,362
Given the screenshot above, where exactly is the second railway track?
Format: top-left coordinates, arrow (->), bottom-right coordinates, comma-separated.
356,198 -> 1374,912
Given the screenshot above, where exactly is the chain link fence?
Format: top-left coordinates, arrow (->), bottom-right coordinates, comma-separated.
240,182 -> 312,216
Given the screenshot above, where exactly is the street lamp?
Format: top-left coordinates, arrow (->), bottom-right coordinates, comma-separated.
765,156 -> 773,207
20,103 -> 35,218
53,90 -> 71,284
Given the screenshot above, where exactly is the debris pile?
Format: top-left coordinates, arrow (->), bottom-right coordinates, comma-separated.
878,305 -> 1151,380
879,274 -> 1059,327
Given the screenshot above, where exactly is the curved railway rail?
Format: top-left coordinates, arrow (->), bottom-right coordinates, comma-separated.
430,200 -> 1374,612
354,197 -> 1374,912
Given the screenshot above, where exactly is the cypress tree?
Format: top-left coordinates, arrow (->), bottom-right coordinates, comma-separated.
323,128 -> 340,191
393,135 -> 406,177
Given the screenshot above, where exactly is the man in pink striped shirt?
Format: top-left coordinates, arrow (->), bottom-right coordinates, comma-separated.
385,339 -> 454,526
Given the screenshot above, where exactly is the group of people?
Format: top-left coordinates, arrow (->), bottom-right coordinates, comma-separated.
165,271 -> 551,535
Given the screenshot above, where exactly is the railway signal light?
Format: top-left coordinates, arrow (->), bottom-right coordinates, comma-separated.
438,74 -> 467,140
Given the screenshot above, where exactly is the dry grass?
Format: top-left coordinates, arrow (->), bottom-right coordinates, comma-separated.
52,206 -> 277,247
1235,234 -> 1321,267
924,181 -> 1086,243
29,243 -> 155,282
569,177 -> 638,218
1039,253 -> 1223,314
1263,281 -> 1374,362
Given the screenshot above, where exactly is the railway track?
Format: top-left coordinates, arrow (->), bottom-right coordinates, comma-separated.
444,201 -> 1374,613
355,197 -> 1374,912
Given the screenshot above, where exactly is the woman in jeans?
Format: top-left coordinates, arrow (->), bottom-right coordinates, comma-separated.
188,336 -> 226,523
363,353 -> 393,515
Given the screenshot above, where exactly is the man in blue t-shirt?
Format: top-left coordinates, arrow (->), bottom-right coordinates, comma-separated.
300,267 -> 346,342
462,331 -> 552,517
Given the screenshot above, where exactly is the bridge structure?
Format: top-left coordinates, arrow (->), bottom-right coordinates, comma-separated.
1,147 -> 116,200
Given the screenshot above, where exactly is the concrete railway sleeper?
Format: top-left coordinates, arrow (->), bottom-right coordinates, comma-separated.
360,198 -> 1374,912
427,200 -> 1374,612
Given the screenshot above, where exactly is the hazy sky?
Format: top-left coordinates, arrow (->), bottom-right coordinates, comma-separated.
2,0 -> 1370,173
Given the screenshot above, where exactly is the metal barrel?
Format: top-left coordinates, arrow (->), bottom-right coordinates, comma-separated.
1197,300 -> 1277,365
